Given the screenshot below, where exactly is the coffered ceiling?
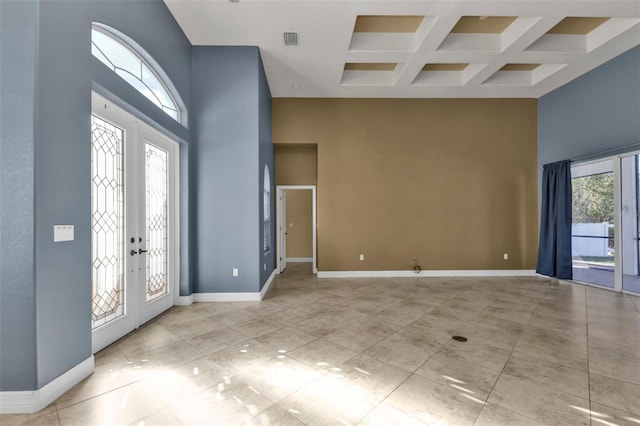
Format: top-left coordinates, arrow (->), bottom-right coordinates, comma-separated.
164,0 -> 640,98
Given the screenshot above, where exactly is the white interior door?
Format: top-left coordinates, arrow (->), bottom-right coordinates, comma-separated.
278,189 -> 287,273
91,93 -> 178,353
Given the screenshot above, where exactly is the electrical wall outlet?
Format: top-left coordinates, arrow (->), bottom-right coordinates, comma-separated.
233,268 -> 239,277
503,253 -> 509,260
359,254 -> 364,261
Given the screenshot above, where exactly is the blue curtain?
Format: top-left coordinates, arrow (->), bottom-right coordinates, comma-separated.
536,160 -> 573,279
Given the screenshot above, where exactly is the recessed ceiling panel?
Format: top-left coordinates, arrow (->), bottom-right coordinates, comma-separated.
484,63 -> 566,86
500,63 -> 541,71
354,15 -> 424,33
414,63 -> 476,86
342,63 -> 402,86
547,17 -> 610,35
345,63 -> 397,71
451,16 -> 517,34
422,63 -> 469,71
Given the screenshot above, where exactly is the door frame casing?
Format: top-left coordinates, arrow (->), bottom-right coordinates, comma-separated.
278,189 -> 287,273
276,185 -> 317,274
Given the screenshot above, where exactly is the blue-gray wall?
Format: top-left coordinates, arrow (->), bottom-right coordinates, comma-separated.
0,0 -> 192,392
35,0 -> 94,389
538,46 -> 640,166
191,46 -> 274,293
0,0 -> 39,392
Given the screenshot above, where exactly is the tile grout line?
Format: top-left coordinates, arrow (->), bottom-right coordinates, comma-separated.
355,295 -> 489,426
97,331 -> 204,426
55,380 -> 143,413
353,361 -> 425,425
584,284 -> 593,426
469,289 -> 539,426
629,294 -> 640,314
325,298 -> 450,425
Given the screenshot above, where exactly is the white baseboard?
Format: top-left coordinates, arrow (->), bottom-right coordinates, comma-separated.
175,294 -> 194,306
194,292 -> 262,302
0,356 -> 94,414
260,268 -> 277,299
191,269 -> 278,303
285,257 -> 313,263
317,270 -> 538,278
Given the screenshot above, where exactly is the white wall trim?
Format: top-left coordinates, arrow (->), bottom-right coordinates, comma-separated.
194,292 -> 262,302
260,268 -> 277,300
317,270 -> 538,278
191,269 -> 278,303
285,257 -> 313,263
0,356 -> 94,414
277,185 -> 317,274
175,295 -> 194,306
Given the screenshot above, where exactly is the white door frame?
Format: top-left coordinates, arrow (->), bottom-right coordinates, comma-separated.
91,92 -> 179,353
278,189 -> 287,273
571,150 -> 640,295
276,185 -> 317,274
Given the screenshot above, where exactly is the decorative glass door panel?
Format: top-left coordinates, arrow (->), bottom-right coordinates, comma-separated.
91,115 -> 125,329
145,143 -> 169,302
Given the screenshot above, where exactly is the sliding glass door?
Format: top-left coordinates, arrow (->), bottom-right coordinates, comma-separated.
571,159 -> 615,288
571,153 -> 640,294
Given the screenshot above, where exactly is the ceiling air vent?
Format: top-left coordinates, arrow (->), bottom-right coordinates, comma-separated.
283,32 -> 299,46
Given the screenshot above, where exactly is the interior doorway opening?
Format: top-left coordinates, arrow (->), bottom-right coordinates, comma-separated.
276,185 -> 317,275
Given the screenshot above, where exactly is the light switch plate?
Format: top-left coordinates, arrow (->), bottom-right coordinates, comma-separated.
54,225 -> 74,242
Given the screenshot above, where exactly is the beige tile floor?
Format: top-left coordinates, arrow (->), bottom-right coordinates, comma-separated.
3,263 -> 640,425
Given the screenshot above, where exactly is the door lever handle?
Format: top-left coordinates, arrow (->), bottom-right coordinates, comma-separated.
130,249 -> 138,256
138,249 -> 149,254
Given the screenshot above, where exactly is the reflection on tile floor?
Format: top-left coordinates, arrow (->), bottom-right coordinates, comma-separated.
3,263 -> 640,425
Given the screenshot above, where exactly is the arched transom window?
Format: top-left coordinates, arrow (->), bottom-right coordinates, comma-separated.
91,23 -> 183,123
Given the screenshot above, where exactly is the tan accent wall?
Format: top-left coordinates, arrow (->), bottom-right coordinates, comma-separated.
273,98 -> 538,272
284,190 -> 313,258
274,144 -> 317,185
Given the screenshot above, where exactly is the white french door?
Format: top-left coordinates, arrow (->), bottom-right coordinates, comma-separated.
91,92 -> 179,353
